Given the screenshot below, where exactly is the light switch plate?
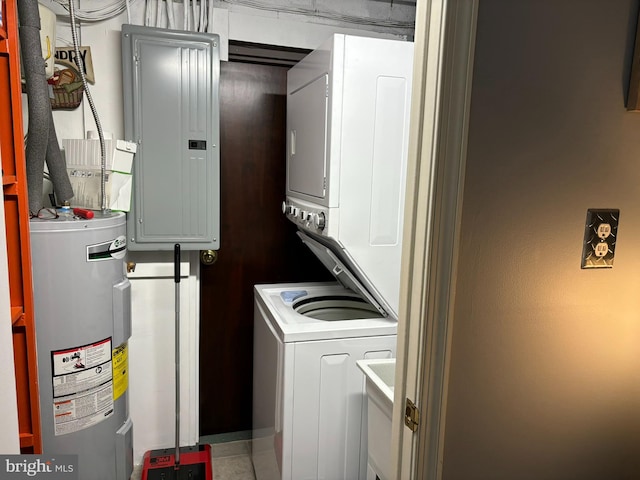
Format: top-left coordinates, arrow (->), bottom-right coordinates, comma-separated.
581,209 -> 619,269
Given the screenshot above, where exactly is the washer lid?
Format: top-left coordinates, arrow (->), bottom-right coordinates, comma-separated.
297,231 -> 390,317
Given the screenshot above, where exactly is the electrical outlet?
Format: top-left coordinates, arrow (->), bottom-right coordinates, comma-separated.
581,209 -> 620,269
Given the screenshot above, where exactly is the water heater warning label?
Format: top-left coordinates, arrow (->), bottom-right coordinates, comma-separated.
51,338 -> 114,436
112,343 -> 128,400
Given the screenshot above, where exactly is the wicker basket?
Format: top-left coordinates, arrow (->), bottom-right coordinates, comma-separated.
50,83 -> 84,110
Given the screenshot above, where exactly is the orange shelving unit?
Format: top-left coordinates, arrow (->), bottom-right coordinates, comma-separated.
0,0 -> 42,453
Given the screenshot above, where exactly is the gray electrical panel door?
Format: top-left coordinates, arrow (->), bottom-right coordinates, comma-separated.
122,25 -> 220,251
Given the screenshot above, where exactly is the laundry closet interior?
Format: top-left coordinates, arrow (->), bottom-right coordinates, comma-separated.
1,1 -> 417,479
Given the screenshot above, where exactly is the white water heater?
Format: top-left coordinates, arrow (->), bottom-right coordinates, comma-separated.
30,212 -> 133,480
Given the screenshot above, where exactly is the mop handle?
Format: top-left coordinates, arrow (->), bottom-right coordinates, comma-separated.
174,244 -> 181,468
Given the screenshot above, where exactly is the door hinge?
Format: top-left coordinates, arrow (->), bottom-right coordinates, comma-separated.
404,398 -> 419,432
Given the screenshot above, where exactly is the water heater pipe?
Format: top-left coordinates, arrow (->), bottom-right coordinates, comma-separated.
18,0 -> 74,214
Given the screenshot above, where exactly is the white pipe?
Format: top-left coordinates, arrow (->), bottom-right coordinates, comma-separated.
199,0 -> 206,32
145,0 -> 152,26
155,0 -> 162,27
183,0 -> 188,30
208,0 -> 215,33
167,0 -> 175,29
192,0 -> 198,31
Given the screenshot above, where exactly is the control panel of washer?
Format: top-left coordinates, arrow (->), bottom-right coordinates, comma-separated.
282,198 -> 328,234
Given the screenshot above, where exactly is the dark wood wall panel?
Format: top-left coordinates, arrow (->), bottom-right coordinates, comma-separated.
199,61 -> 332,435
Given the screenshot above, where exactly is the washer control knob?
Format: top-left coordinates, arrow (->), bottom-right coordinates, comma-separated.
300,210 -> 308,220
314,212 -> 326,230
291,206 -> 299,217
282,201 -> 288,214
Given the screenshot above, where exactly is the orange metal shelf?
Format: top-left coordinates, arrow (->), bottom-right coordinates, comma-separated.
1,0 -> 43,454
3,174 -> 18,186
3,176 -> 18,195
19,433 -> 35,450
11,306 -> 23,325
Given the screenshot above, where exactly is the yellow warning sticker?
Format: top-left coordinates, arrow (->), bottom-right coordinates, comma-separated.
112,343 -> 128,400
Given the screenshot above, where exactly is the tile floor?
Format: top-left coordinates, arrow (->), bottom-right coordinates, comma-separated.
209,440 -> 256,480
130,437 -> 256,480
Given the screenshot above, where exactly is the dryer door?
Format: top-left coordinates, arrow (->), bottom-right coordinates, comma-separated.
286,74 -> 328,202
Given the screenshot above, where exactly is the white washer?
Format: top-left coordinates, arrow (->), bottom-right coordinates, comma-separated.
252,282 -> 396,480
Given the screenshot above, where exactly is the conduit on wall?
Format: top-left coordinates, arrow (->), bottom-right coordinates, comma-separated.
143,0 -> 414,31
144,0 -> 217,32
55,0 -> 133,22
67,0 -> 109,212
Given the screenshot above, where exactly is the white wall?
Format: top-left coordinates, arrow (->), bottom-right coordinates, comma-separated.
442,1 -> 640,478
0,188 -> 20,454
24,0 -> 414,466
127,252 -> 200,462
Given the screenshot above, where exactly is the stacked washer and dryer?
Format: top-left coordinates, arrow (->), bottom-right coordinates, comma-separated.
252,34 -> 414,480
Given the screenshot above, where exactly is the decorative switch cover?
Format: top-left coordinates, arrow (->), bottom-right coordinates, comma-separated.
581,209 -> 620,269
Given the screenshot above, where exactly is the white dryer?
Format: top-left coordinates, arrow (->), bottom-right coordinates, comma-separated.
283,33 -> 415,318
252,282 -> 396,480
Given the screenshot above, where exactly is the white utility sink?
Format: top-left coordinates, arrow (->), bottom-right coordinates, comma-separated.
357,358 -> 395,480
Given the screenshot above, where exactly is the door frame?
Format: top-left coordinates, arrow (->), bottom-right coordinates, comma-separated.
392,0 -> 479,478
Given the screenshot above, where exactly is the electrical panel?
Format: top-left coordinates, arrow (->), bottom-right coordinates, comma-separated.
121,25 -> 220,251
